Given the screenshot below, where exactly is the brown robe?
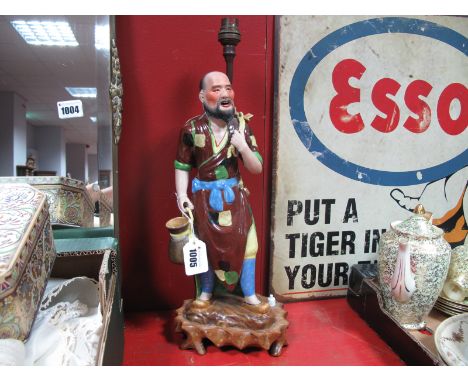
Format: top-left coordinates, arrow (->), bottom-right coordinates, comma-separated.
175,113 -> 262,290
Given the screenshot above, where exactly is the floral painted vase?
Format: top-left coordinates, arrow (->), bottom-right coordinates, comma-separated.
378,204 -> 451,330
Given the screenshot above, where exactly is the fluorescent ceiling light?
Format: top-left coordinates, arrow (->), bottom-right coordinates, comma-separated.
90,116 -> 97,122
11,20 -> 79,47
65,87 -> 97,98
95,25 -> 109,50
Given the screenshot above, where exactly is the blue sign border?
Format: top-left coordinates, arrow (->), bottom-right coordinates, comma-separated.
289,17 -> 468,186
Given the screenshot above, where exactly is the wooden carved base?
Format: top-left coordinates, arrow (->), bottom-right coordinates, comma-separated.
174,295 -> 289,356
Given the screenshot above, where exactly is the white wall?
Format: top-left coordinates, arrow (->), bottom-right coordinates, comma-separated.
0,92 -> 27,176
0,92 -> 14,176
87,153 -> 98,184
13,94 -> 27,172
66,143 -> 88,182
36,126 -> 66,176
98,124 -> 112,172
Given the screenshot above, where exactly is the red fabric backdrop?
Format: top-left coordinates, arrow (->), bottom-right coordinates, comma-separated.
116,16 -> 274,310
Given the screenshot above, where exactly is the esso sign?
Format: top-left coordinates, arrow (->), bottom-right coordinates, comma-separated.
330,58 -> 467,136
289,17 -> 467,186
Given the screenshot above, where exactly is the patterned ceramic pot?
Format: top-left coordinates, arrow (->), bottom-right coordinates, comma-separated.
378,205 -> 451,330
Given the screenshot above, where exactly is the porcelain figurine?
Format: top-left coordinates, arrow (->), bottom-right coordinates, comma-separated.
378,204 -> 451,329
173,71 -> 268,312
171,72 -> 289,356
25,156 -> 36,176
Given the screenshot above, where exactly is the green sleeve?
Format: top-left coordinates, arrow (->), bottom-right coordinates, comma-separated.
254,151 -> 263,164
174,160 -> 192,171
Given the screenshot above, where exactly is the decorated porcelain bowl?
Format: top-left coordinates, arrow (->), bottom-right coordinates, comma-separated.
434,313 -> 468,366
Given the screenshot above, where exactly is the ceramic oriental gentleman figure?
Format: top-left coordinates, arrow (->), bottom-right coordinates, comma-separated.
174,71 -> 269,314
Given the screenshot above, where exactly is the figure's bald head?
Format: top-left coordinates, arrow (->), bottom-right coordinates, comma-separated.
199,71 -> 235,123
199,71 -> 230,91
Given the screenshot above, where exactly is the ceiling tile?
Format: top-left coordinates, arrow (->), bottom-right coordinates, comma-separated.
0,59 -> 52,76
0,43 -> 38,61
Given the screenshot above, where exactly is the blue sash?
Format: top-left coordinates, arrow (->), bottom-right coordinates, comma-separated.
192,177 -> 238,212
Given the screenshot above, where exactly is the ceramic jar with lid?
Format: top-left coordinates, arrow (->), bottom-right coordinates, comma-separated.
378,205 -> 451,330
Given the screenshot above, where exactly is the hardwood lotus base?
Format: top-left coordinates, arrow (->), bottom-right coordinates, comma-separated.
174,295 -> 289,356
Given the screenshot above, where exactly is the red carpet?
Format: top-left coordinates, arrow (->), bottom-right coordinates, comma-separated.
123,297 -> 405,366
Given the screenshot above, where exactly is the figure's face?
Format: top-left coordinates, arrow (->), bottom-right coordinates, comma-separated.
200,72 -> 235,122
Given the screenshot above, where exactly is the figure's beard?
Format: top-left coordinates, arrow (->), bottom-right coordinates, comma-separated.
203,99 -> 235,123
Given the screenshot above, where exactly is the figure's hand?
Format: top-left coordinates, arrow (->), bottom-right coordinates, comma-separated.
177,194 -> 194,212
230,130 -> 249,153
230,130 -> 262,174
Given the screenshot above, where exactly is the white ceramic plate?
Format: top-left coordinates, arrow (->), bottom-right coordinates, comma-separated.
436,300 -> 467,314
434,303 -> 460,317
434,313 -> 468,366
439,295 -> 468,308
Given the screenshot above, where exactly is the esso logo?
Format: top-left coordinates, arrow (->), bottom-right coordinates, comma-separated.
289,17 -> 468,186
330,59 -> 467,136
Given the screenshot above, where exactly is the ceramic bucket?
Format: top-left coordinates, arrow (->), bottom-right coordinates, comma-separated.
165,215 -> 191,264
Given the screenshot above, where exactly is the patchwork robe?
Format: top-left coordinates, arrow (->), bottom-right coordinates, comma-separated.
175,113 -> 263,290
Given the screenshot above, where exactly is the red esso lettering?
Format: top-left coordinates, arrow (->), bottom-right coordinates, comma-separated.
403,79 -> 433,134
371,78 -> 401,133
437,83 -> 468,135
329,58 -> 467,135
329,59 -> 366,133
